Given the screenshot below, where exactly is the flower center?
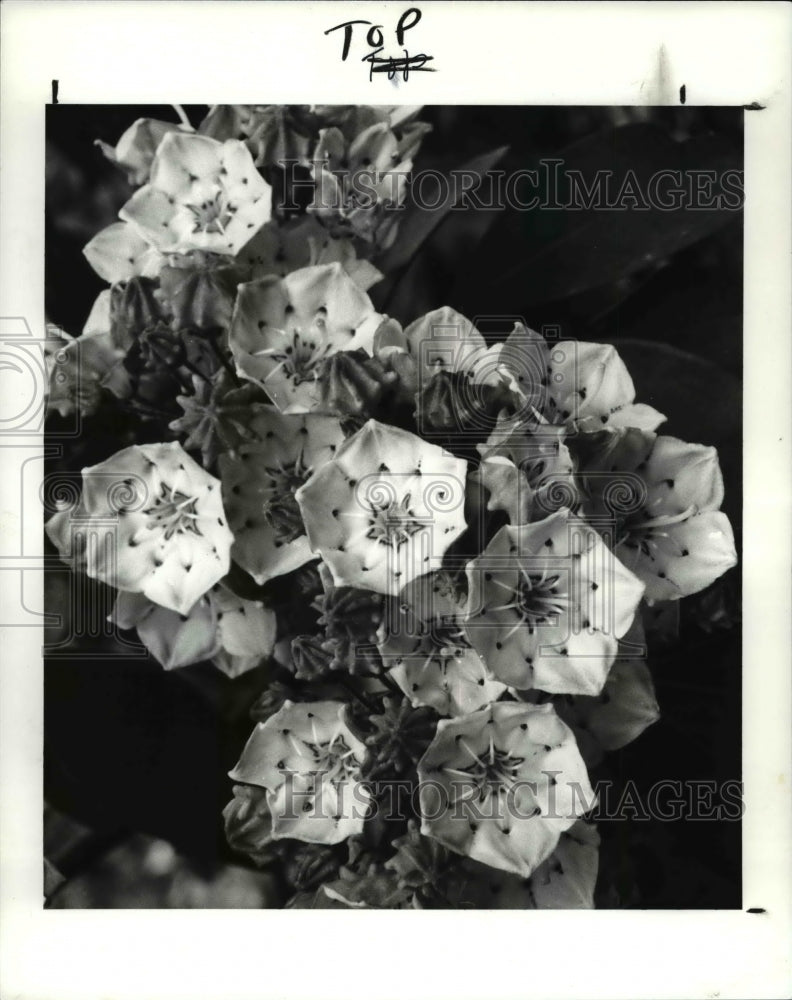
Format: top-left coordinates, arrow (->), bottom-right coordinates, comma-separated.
620,503 -> 698,555
447,737 -> 525,802
187,188 -> 233,235
270,327 -> 334,386
516,569 -> 569,624
143,482 -> 202,541
284,730 -> 362,788
366,494 -> 424,549
259,460 -> 309,545
429,619 -> 470,658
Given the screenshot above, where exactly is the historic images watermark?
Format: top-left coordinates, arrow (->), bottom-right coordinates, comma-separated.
280,158 -> 745,214
274,773 -> 745,824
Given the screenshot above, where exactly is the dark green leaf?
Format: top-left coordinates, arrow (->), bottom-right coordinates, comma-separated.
376,144 -> 510,275
449,124 -> 742,311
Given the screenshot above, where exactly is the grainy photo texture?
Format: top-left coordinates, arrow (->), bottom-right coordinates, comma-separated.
44,104 -> 742,909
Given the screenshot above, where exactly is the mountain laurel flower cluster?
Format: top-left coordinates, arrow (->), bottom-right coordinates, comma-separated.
45,105 -> 738,910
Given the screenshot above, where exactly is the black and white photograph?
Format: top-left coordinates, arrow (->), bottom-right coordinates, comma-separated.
42,101 -> 743,911
1,3 -> 790,999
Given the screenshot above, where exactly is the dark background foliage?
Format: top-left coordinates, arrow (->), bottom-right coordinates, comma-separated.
45,105 -> 742,907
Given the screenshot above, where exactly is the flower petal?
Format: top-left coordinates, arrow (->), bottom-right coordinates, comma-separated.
403,307 -> 487,388
110,590 -> 218,669
557,653 -> 660,756
213,586 -> 277,676
619,509 -> 737,601
97,118 -> 184,185
449,820 -> 600,908
83,222 -> 165,284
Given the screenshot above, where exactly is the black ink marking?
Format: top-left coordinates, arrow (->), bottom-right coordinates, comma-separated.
746,907 -> 766,914
363,48 -> 435,82
326,6 -> 434,82
51,80 -> 59,105
743,102 -> 766,111
679,84 -> 686,104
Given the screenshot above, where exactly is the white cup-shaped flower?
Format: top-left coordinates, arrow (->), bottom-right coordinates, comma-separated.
46,301 -> 130,418
219,406 -> 345,584
295,419 -> 468,596
496,324 -> 665,433
229,262 -> 384,412
46,442 -> 233,616
447,820 -> 600,909
237,216 -> 382,291
379,571 -> 505,717
417,702 -> 595,878
119,133 -> 272,256
111,582 -> 276,677
552,619 -> 660,761
229,701 -> 370,845
464,509 -> 645,695
404,305 -> 484,378
476,412 -> 577,524
310,119 -> 423,246
577,428 -> 737,601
